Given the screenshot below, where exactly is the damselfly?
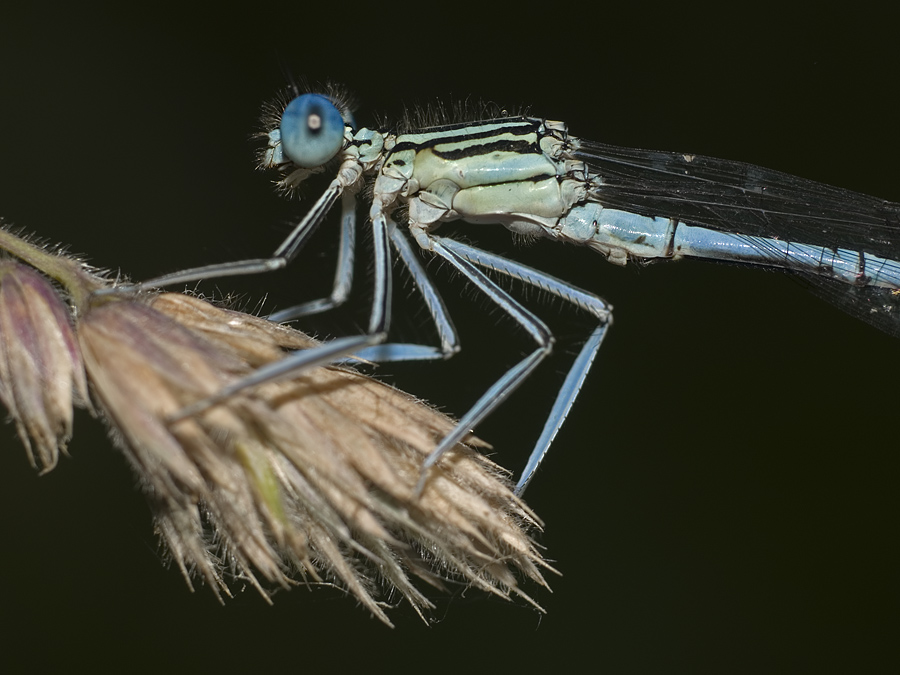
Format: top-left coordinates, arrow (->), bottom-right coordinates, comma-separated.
108,82 -> 900,494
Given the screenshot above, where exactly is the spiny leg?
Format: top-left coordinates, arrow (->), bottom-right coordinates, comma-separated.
94,176 -> 347,296
414,236 -> 555,495
353,222 -> 459,363
439,238 -> 612,494
267,191 -> 357,322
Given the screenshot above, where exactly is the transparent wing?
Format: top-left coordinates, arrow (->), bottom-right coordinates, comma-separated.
575,140 -> 900,336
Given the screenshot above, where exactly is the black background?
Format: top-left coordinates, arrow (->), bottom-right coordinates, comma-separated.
1,6 -> 898,673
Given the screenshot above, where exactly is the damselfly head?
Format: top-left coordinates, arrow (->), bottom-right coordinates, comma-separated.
279,94 -> 347,169
257,84 -> 357,192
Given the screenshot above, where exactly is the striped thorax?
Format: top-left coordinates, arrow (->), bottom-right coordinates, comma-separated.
266,113 -> 593,250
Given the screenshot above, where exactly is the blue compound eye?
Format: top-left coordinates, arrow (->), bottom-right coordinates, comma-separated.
280,94 -> 346,168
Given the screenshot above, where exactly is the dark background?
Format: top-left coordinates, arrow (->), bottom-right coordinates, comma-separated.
1,6 -> 897,673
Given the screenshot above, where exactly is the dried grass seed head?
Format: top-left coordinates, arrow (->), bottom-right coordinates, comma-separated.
0,260 -> 88,472
78,292 -> 552,625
